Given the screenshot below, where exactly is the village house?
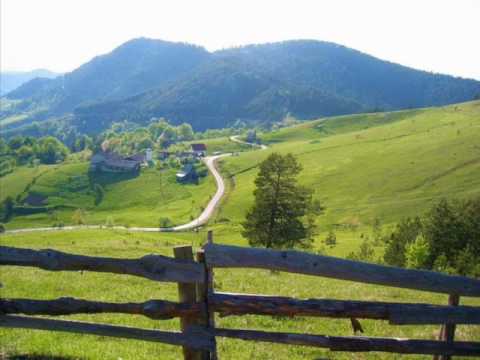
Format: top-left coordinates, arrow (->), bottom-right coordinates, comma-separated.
90,151 -> 146,173
191,143 -> 207,157
176,163 -> 198,183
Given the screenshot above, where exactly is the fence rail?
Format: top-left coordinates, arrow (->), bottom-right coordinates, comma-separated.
204,243 -> 480,296
0,245 -> 204,283
0,315 -> 214,351
0,297 -> 204,320
210,292 -> 480,325
1,232 -> 480,359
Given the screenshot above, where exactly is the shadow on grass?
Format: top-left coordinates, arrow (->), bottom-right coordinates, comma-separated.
89,169 -> 139,187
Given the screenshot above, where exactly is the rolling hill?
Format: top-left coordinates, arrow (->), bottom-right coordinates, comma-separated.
215,100 -> 480,231
3,38 -> 480,134
2,101 -> 480,359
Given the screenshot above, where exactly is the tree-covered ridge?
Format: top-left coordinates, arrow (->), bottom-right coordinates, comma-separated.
3,39 -> 480,134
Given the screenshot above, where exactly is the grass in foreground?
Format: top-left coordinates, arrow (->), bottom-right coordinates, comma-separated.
1,229 -> 479,360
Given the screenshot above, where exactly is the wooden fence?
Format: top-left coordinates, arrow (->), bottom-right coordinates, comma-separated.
1,231 -> 480,359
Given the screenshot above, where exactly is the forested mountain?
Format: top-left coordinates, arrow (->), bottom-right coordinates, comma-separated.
0,69 -> 59,95
3,38 -> 480,134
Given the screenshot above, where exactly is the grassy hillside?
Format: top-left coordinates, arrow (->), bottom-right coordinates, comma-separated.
2,102 -> 480,359
1,229 -> 479,359
216,101 -> 480,232
1,161 -> 216,229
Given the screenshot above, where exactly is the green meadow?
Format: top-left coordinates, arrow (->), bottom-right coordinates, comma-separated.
1,101 -> 480,359
218,101 -> 480,229
1,162 -> 216,229
1,229 -> 479,360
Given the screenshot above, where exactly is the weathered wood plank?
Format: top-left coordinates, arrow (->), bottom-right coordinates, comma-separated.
0,315 -> 214,350
0,245 -> 204,283
214,328 -> 480,356
209,292 -> 480,325
174,245 -> 207,360
204,244 -> 480,297
437,294 -> 461,360
0,297 -> 204,320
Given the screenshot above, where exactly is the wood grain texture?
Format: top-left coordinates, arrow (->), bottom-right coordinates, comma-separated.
209,292 -> 480,325
213,328 -> 480,356
0,315 -> 215,350
174,245 -> 208,360
0,297 -> 204,320
0,245 -> 204,283
204,244 -> 480,296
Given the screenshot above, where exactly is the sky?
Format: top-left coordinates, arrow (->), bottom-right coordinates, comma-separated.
1,0 -> 479,80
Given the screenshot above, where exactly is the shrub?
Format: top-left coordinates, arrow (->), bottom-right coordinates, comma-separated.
93,183 -> 105,206
71,209 -> 86,225
1,196 -> 15,222
347,240 -> 375,263
383,217 -> 422,267
159,217 -> 173,228
325,230 -> 337,246
405,235 -> 430,270
0,223 -> 5,233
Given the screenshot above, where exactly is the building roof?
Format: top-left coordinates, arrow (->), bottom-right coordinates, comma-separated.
125,153 -> 146,162
191,143 -> 207,151
91,151 -> 143,170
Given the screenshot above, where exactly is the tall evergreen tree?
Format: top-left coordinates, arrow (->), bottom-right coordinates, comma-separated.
242,153 -> 319,249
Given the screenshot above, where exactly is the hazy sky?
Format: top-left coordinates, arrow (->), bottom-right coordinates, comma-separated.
1,0 -> 479,79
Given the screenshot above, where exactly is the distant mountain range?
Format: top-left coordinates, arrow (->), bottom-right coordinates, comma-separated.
0,69 -> 60,96
2,38 -> 480,134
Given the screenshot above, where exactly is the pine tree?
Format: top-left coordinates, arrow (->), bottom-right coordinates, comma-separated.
242,153 -> 319,249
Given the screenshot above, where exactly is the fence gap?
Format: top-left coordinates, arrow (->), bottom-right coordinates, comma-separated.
174,245 -> 207,360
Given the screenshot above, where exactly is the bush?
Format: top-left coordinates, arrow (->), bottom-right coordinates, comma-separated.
159,217 -> 173,228
384,198 -> 480,277
405,235 -> 430,270
383,217 -> 422,267
1,196 -> 15,222
72,209 -> 86,225
347,240 -> 375,263
0,223 -> 5,233
93,184 -> 105,206
325,230 -> 337,246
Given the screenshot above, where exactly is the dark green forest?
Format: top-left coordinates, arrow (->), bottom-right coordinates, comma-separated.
3,38 -> 480,135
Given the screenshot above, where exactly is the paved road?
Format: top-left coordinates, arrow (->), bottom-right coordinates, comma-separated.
5,139 -> 263,234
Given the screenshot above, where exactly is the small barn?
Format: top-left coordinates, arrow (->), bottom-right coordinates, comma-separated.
176,164 -> 198,183
191,143 -> 207,157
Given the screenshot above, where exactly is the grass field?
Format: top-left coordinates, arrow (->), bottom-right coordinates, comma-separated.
2,102 -> 480,359
218,101 -> 480,229
1,162 -> 216,229
1,229 -> 479,360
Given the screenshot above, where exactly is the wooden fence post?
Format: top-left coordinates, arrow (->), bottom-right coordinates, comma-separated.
174,245 -> 207,360
196,231 -> 218,360
434,294 -> 460,360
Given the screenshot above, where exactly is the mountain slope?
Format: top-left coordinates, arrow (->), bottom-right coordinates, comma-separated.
219,100 -> 480,228
0,69 -> 59,96
74,40 -> 480,132
3,38 -> 210,120
4,38 -> 480,133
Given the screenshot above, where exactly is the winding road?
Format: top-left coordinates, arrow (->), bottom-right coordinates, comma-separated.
5,137 -> 266,234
